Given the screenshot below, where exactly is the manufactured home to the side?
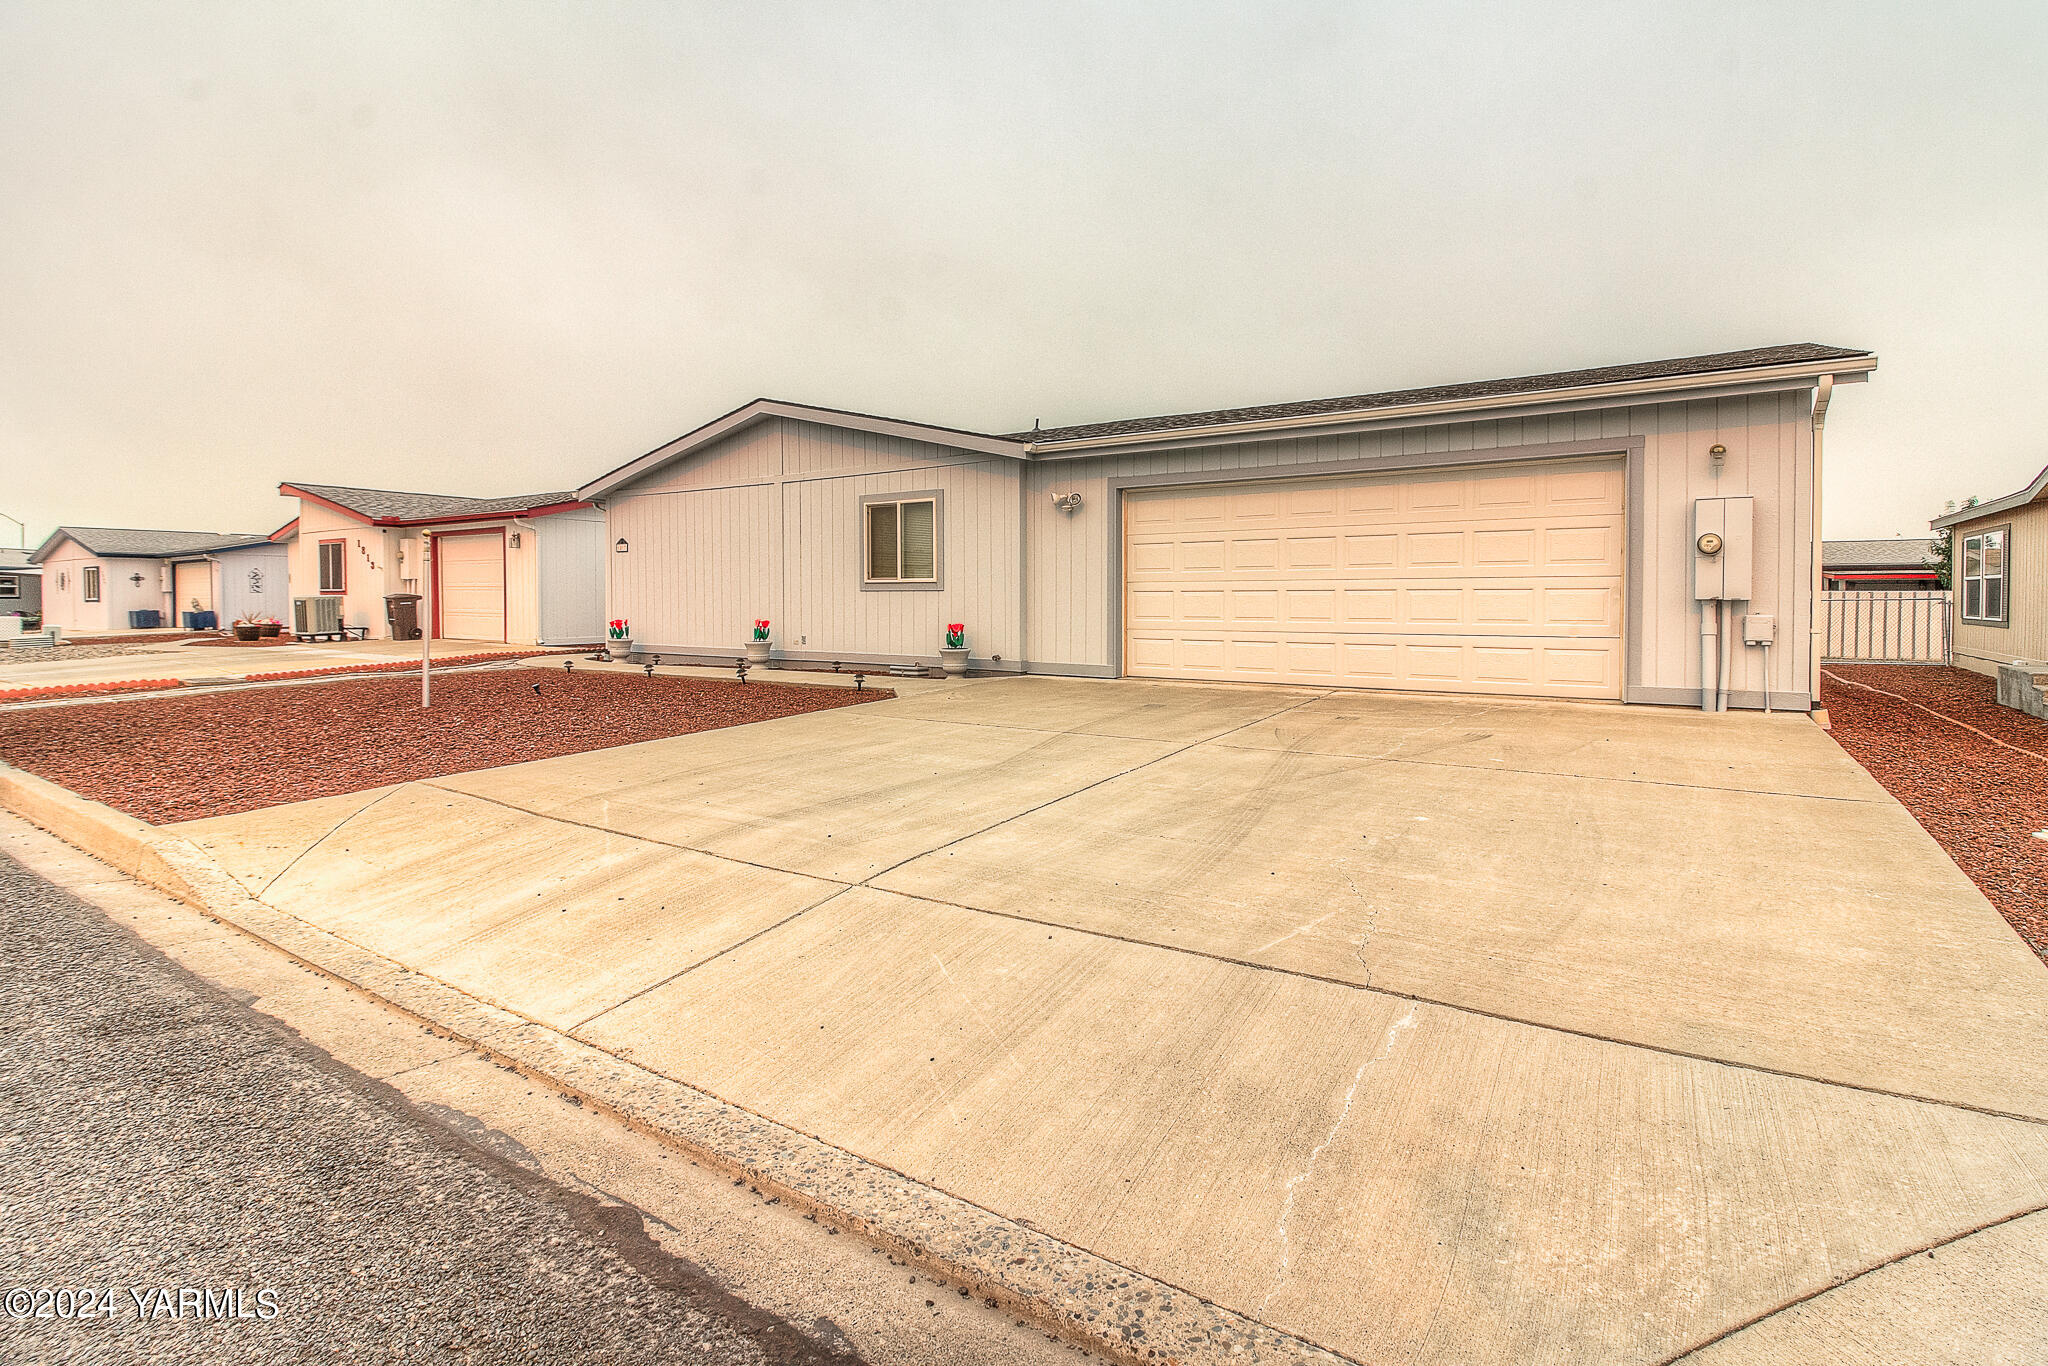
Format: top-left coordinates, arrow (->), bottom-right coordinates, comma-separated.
278,483 -> 607,645
31,526 -> 290,633
1930,461 -> 2048,679
580,343 -> 1875,711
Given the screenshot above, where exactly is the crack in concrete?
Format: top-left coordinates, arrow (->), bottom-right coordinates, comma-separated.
1259,1005 -> 1417,1317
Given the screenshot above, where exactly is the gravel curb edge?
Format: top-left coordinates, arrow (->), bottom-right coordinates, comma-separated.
0,761 -> 1349,1366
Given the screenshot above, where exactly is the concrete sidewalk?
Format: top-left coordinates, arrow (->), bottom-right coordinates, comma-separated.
67,677 -> 2048,1363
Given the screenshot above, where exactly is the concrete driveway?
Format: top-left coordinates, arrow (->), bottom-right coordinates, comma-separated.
167,675 -> 2048,1365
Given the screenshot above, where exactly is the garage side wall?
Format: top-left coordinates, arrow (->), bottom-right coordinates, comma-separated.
605,417 -> 1023,666
535,509 -> 606,645
213,544 -> 292,624
1024,390 -> 1816,707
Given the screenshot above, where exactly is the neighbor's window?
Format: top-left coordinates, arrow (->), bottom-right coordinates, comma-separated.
318,539 -> 346,593
0,575 -> 16,599
82,566 -> 101,602
865,498 -> 937,582
1961,528 -> 2008,625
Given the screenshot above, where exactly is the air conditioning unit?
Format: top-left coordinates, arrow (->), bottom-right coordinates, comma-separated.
294,596 -> 342,637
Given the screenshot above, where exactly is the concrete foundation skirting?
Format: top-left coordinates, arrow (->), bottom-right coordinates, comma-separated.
0,760 -> 1345,1366
1623,685 -> 1815,712
1996,661 -> 2048,721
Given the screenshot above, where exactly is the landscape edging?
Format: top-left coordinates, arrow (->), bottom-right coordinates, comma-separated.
0,760 -> 1346,1366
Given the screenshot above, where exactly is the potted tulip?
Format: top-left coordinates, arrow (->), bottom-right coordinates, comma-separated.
746,619 -> 772,664
940,622 -> 968,676
607,618 -> 633,662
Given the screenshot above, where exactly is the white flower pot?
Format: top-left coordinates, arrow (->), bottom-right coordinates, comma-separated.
607,638 -> 633,662
745,639 -> 771,664
939,646 -> 969,676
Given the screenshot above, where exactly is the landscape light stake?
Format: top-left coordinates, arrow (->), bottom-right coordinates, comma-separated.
854,672 -> 865,692
563,659 -> 573,673
736,657 -> 749,684
643,661 -> 656,679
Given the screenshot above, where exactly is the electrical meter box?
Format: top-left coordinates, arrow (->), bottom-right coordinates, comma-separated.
1693,496 -> 1754,601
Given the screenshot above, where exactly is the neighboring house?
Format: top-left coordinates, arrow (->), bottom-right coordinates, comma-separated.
277,483 -> 605,645
1821,538 -> 1939,590
1930,461 -> 2048,677
30,527 -> 290,633
0,547 -> 42,620
579,342 -> 1875,711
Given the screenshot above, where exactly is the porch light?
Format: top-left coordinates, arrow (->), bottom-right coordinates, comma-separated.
614,537 -> 629,554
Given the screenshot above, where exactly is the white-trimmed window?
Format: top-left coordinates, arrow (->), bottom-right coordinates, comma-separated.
864,497 -> 938,584
1961,527 -> 2008,625
82,565 -> 101,602
318,539 -> 346,594
0,575 -> 17,599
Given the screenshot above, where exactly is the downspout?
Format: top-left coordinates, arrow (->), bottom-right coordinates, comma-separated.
1809,375 -> 1834,708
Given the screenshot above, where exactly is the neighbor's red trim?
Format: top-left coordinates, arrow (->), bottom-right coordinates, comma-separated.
429,527 -> 507,644
278,482 -> 589,527
268,517 -> 299,542
318,538 -> 346,594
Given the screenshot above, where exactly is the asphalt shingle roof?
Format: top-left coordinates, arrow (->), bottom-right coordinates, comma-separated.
287,484 -> 583,524
1823,538 -> 1937,570
37,527 -> 273,561
1009,343 -> 1874,444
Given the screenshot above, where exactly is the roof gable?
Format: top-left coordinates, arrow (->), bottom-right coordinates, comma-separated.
31,526 -> 274,563
577,399 -> 1028,500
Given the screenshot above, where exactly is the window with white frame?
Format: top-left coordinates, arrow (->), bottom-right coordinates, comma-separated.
0,576 -> 17,599
82,565 -> 101,602
318,539 -> 346,593
1961,527 -> 2008,625
864,497 -> 938,584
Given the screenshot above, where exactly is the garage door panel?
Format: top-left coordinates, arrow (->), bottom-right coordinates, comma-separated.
1124,458 -> 1624,699
437,534 -> 505,642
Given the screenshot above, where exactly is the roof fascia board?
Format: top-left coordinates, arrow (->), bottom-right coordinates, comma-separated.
28,530 -> 76,563
1021,356 -> 1877,457
1025,372 -> 1854,462
579,400 -> 1025,501
1930,464 -> 2048,529
409,500 -> 591,529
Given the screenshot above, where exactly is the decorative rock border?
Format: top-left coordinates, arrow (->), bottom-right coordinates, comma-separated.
0,760 -> 1348,1366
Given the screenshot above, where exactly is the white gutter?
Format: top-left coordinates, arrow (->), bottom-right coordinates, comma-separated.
1810,374 -> 1833,707
1021,355 -> 1877,456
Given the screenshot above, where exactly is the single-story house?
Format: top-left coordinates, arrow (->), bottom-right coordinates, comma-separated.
579,342 -> 1875,711
31,526 -> 291,633
1821,538 -> 1939,591
0,547 -> 42,621
1930,461 -> 2048,677
277,483 -> 606,645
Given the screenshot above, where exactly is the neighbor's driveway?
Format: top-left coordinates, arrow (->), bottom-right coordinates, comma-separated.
1,637 -> 519,690
168,674 -> 2048,1365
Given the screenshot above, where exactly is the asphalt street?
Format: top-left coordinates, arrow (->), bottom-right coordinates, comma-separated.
0,850 -> 864,1365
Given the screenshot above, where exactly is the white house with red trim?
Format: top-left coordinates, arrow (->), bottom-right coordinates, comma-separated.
277,483 -> 606,645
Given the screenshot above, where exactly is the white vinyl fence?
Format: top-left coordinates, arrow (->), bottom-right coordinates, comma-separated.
1821,590 -> 1951,664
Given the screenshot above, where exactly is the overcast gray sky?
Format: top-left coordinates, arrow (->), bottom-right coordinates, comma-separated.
3,1 -> 2042,548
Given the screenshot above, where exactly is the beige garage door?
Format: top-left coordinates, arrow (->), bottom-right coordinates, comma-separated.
173,560 -> 212,617
435,532 -> 505,642
1123,459 -> 1625,699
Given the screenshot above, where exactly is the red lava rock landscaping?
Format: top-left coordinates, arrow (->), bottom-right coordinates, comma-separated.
0,669 -> 891,826
1822,664 -> 2048,962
